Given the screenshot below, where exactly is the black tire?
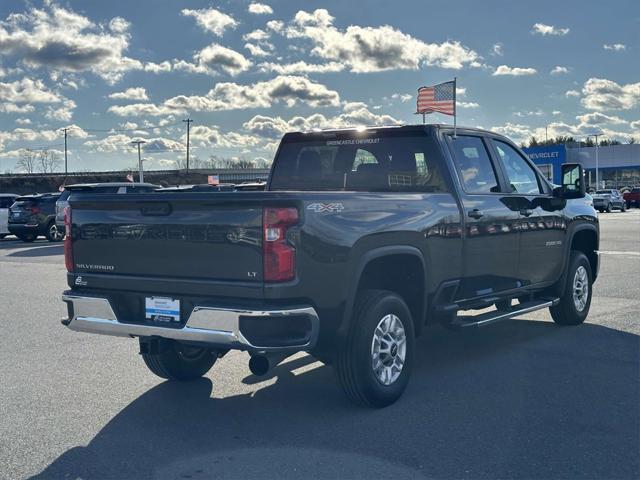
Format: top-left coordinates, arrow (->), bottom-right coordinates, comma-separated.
141,341 -> 217,380
0,234 -> 6,239
495,299 -> 511,311
335,290 -> 415,408
621,203 -> 627,212
45,221 -> 63,242
550,251 -> 592,326
17,233 -> 36,242
605,203 -> 612,213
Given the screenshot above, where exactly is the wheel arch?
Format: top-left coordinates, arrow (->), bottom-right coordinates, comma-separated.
340,246 -> 427,338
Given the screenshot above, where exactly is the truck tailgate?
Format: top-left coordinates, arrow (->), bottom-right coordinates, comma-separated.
70,193 -> 264,283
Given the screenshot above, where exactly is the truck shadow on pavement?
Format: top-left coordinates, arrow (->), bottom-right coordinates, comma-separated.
32,320 -> 639,480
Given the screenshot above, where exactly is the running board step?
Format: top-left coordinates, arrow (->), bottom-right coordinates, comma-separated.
449,298 -> 560,329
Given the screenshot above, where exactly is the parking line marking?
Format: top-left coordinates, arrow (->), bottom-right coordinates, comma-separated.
597,250 -> 640,256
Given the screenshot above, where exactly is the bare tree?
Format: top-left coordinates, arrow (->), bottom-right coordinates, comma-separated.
38,149 -> 62,173
175,155 -> 204,170
16,149 -> 37,174
208,155 -> 259,169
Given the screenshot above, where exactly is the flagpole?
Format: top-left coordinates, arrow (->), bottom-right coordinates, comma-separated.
422,113 -> 425,124
453,77 -> 457,138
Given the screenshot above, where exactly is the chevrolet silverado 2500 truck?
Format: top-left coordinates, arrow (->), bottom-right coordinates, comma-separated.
61,125 -> 598,407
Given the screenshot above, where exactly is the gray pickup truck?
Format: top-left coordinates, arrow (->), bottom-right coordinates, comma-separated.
61,124 -> 598,407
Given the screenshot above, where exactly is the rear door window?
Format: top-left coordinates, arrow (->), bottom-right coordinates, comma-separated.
448,136 -> 500,194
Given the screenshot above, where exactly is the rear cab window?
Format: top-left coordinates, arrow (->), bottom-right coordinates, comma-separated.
269,130 -> 448,193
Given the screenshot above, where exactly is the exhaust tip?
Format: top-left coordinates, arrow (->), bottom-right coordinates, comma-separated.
249,355 -> 270,376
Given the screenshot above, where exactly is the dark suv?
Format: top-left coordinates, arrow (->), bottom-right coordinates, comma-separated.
8,193 -> 62,242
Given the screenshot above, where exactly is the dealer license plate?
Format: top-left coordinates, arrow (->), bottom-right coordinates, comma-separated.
145,296 -> 180,322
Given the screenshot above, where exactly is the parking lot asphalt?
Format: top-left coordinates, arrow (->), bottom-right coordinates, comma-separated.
0,210 -> 638,480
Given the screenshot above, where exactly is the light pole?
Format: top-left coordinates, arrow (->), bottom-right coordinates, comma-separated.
131,140 -> 146,182
588,134 -> 601,189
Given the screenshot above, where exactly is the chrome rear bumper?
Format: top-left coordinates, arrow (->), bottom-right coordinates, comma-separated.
62,293 -> 319,352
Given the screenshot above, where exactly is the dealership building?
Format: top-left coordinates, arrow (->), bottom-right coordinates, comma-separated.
523,144 -> 640,189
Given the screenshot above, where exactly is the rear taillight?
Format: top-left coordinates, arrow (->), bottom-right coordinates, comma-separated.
30,206 -> 41,214
64,206 -> 73,272
263,207 -> 298,282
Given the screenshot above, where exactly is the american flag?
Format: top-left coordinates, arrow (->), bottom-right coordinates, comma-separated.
417,80 -> 456,116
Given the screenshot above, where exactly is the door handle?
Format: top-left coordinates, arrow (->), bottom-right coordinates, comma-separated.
468,209 -> 484,219
519,209 -> 533,217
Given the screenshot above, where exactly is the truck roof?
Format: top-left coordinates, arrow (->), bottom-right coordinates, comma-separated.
287,123 -> 502,138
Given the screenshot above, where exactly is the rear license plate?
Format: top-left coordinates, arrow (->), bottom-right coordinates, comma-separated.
145,296 -> 180,322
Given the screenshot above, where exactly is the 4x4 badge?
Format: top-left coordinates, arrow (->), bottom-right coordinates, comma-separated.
307,202 -> 344,213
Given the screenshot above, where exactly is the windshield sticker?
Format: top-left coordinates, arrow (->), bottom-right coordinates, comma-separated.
326,138 -> 380,146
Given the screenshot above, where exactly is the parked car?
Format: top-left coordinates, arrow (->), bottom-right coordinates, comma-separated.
55,183 -> 159,230
592,189 -> 626,212
61,124 -> 598,408
623,187 -> 640,208
8,193 -> 62,242
0,193 -> 19,238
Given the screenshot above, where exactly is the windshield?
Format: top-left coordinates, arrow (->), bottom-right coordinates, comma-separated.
270,133 -> 447,192
595,190 -> 611,194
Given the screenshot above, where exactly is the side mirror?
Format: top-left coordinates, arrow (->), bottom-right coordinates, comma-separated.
554,163 -> 585,199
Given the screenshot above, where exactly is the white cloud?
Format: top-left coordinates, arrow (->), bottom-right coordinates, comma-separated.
565,89 -> 580,97
244,43 -> 272,57
181,7 -> 237,36
258,60 -> 344,74
550,66 -> 569,75
248,3 -> 273,15
458,101 -> 479,109
552,110 -> 562,116
581,78 -> 640,111
15,118 -> 31,125
490,43 -> 503,56
44,98 -> 76,122
493,65 -> 537,76
108,103 -> 180,117
188,125 -> 262,148
0,78 -> 61,103
163,75 -> 341,113
391,93 -> 412,103
174,44 -> 252,75
266,20 -> 284,33
108,87 -> 149,101
243,103 -> 401,138
0,4 -> 143,83
0,103 -> 35,114
531,23 -> 570,36
108,76 -> 341,117
576,112 -> 628,126
285,9 -> 480,72
603,43 -> 626,51
144,61 -> 172,73
243,29 -> 271,42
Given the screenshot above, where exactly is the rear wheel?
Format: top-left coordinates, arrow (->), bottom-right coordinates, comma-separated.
550,251 -> 592,326
621,203 -> 627,212
605,203 -> 612,213
335,290 -> 415,408
45,221 -> 64,242
141,341 -> 217,380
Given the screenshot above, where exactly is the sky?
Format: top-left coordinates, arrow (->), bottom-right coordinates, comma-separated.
0,0 -> 638,173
